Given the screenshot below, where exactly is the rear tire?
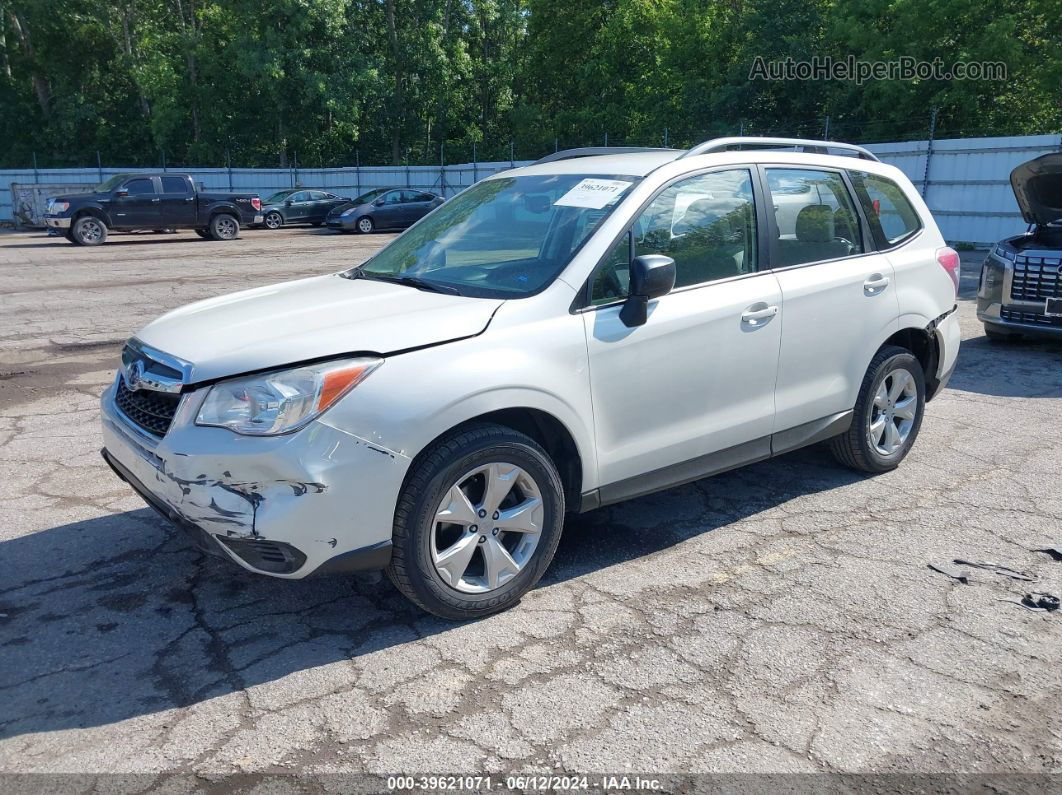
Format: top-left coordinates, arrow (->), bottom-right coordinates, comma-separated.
984,325 -> 1020,343
386,423 -> 565,620
71,215 -> 107,246
356,216 -> 374,234
829,346 -> 925,474
208,213 -> 240,241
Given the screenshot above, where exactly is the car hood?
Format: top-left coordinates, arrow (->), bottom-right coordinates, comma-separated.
134,274 -> 503,383
1011,153 -> 1062,227
327,202 -> 363,217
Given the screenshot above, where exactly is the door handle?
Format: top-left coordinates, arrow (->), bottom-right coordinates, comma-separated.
184,197 -> 194,202
864,274 -> 890,294
741,304 -> 779,326
151,197 -> 160,203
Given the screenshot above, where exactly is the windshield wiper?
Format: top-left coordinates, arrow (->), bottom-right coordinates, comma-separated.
368,273 -> 462,295
340,268 -> 461,295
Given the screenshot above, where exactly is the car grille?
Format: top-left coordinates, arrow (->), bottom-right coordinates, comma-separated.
1009,255 -> 1062,301
999,308 -> 1062,328
114,379 -> 181,437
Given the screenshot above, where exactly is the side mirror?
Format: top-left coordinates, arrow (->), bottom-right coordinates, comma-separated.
285,199 -> 293,206
619,255 -> 676,328
374,198 -> 385,207
115,190 -> 129,198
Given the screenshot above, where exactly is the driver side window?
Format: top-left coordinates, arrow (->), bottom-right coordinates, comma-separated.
765,168 -> 864,267
589,168 -> 759,304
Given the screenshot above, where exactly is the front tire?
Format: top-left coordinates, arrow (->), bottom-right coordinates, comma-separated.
194,228 -> 210,239
263,211 -> 283,230
387,423 -> 565,620
208,213 -> 240,241
356,216 -> 374,234
71,215 -> 107,246
829,346 -> 925,474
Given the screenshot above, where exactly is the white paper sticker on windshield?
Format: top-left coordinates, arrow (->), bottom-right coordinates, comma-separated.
554,179 -> 632,209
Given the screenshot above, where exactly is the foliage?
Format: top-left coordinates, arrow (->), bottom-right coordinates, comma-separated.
0,0 -> 1058,167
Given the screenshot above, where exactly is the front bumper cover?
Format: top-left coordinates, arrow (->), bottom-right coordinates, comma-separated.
44,216 -> 71,229
100,378 -> 405,578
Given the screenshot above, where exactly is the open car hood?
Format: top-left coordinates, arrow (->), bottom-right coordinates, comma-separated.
1010,153 -> 1062,227
135,274 -> 502,384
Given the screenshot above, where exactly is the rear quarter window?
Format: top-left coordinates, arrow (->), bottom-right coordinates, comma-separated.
850,172 -> 922,249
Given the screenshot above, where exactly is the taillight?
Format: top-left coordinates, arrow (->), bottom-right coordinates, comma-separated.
937,247 -> 960,295
251,197 -> 262,211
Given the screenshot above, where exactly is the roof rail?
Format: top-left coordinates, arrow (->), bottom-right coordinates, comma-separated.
533,147 -> 679,165
681,137 -> 880,162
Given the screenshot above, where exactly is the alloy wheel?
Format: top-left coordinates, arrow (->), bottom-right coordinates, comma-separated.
216,217 -> 237,238
358,218 -> 373,233
80,219 -> 103,243
264,213 -> 282,229
868,367 -> 918,456
430,462 -> 544,594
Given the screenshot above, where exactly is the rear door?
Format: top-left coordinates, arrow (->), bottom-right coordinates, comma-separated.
582,167 -> 783,491
306,191 -> 334,223
158,175 -> 196,227
765,166 -> 899,432
112,176 -> 160,227
406,191 -> 439,225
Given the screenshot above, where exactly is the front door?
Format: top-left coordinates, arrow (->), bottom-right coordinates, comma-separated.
764,166 -> 900,431
112,176 -> 160,227
285,191 -> 312,223
583,167 -> 782,493
374,190 -> 407,228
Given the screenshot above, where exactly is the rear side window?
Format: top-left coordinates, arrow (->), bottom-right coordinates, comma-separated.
765,168 -> 864,267
123,177 -> 155,195
850,172 -> 922,248
160,176 -> 188,193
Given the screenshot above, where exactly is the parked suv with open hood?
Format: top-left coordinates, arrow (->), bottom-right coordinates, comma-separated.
101,137 -> 960,619
977,153 -> 1062,341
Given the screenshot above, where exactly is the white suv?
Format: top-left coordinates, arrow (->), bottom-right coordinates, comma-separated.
100,137 -> 961,619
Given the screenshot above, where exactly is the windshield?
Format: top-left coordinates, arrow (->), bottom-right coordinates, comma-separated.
264,190 -> 296,204
352,188 -> 389,205
347,174 -> 639,298
94,175 -> 127,193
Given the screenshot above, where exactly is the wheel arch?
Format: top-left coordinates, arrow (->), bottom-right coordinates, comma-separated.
71,206 -> 110,226
403,406 -> 586,514
878,324 -> 942,400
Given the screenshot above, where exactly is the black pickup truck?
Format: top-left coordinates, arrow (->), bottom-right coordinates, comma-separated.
43,173 -> 263,245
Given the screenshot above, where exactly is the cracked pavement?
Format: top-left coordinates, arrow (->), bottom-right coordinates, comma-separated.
0,230 -> 1060,777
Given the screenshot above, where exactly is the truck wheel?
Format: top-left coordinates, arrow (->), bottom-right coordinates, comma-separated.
829,345 -> 925,474
386,423 -> 565,620
72,216 -> 108,246
194,229 -> 211,239
356,216 -> 374,234
263,211 -> 283,230
63,229 -> 77,243
209,213 -> 240,241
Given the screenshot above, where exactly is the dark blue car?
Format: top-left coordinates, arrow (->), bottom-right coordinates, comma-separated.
325,188 -> 444,233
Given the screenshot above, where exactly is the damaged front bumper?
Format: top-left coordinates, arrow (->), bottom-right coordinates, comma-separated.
100,376 -> 408,578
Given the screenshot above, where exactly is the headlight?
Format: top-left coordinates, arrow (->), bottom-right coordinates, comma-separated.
341,207 -> 356,216
196,356 -> 382,435
49,200 -> 70,213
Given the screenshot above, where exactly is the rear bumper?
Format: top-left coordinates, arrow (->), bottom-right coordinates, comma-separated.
44,216 -> 71,229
